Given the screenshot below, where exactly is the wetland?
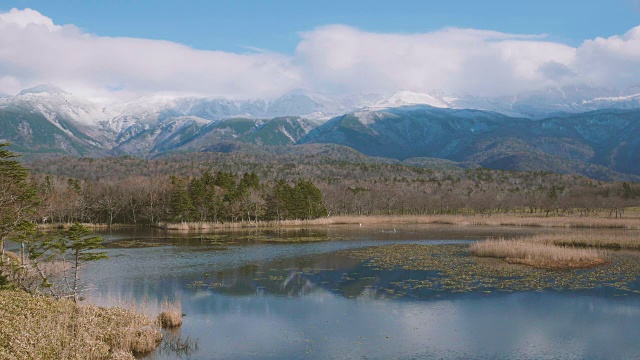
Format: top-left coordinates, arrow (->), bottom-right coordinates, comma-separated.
85,225 -> 640,359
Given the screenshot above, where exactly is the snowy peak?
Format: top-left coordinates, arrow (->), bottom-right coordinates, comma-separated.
17,84 -> 69,96
374,91 -> 451,109
3,83 -> 640,150
2,85 -> 114,128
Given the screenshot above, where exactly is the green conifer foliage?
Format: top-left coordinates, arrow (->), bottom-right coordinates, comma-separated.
0,143 -> 40,260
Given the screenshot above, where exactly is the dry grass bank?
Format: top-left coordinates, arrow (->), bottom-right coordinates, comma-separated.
471,238 -> 608,269
526,232 -> 640,250
0,290 -> 162,359
156,214 -> 640,231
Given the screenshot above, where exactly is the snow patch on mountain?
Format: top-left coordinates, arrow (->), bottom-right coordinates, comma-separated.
374,91 -> 451,109
1,87 -> 115,127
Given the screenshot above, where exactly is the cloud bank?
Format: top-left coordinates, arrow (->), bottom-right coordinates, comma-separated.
0,8 -> 639,99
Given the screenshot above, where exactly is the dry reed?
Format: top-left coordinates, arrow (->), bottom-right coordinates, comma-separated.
0,290 -> 162,359
471,238 -> 608,269
157,298 -> 183,329
156,214 -> 640,231
523,232 -> 640,250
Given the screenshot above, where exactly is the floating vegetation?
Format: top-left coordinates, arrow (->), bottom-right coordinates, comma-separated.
197,235 -> 229,241
108,240 -> 170,248
234,234 -> 353,243
340,244 -> 640,294
257,235 -> 353,243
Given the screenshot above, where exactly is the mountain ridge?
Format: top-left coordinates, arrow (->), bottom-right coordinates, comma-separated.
1,85 -> 640,181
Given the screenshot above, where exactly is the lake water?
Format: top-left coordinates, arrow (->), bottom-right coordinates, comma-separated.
85,225 -> 640,360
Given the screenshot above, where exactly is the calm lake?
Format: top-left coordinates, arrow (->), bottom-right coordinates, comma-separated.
86,225 -> 640,360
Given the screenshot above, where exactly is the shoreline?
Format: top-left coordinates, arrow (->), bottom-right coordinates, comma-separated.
155,214 -> 640,230
36,214 -> 640,231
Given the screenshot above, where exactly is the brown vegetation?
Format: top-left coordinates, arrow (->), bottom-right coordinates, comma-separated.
0,290 -> 161,359
471,231 -> 640,269
470,238 -> 608,269
156,214 -> 640,231
524,232 -> 640,250
157,299 -> 183,329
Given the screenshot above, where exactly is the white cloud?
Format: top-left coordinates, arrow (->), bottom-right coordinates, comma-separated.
0,8 -> 639,99
0,7 -> 59,31
295,25 -> 577,96
575,26 -> 640,89
0,8 -> 301,99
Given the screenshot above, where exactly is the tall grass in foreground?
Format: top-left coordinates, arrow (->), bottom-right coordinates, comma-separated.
157,214 -> 640,230
0,290 -> 162,359
471,238 -> 608,269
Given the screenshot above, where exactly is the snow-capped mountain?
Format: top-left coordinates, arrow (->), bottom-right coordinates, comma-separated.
1,83 -> 640,164
372,90 -> 450,109
1,84 -> 115,128
365,86 -> 628,118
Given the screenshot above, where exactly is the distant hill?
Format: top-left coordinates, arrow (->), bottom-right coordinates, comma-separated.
301,107 -> 640,179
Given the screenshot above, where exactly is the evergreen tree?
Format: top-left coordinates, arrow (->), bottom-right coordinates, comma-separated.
266,180 -> 292,220
214,171 -> 237,194
52,224 -> 107,302
170,177 -> 193,221
0,143 -> 40,262
189,176 -> 208,221
293,180 -> 328,219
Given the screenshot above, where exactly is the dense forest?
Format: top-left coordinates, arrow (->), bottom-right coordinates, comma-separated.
21,151 -> 640,226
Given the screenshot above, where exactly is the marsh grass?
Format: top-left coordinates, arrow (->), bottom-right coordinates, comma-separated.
156,214 -> 640,231
470,238 -> 608,269
526,232 -> 640,250
471,230 -> 640,269
158,298 -> 183,329
0,290 -> 162,359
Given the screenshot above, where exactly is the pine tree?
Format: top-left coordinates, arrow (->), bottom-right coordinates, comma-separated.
293,180 -> 328,219
53,224 -> 108,302
170,177 -> 194,222
0,143 -> 40,263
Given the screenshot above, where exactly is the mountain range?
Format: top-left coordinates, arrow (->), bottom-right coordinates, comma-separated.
1,84 -> 639,180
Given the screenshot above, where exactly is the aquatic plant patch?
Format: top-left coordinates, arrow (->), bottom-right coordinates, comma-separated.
340,244 -> 640,294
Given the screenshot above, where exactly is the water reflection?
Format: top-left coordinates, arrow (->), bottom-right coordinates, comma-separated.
84,226 -> 640,359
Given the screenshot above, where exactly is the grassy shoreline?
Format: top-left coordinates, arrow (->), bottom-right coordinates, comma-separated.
153,214 -> 640,231
0,290 -> 162,359
36,215 -> 640,231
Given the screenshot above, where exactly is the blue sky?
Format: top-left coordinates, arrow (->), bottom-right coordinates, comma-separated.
0,2 -> 639,99
3,0 -> 640,53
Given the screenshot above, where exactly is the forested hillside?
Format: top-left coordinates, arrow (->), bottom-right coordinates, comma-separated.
24,151 -> 640,225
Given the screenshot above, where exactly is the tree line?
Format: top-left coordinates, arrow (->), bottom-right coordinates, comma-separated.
36,171 -> 328,226
22,157 -> 638,225
0,149 -> 631,226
